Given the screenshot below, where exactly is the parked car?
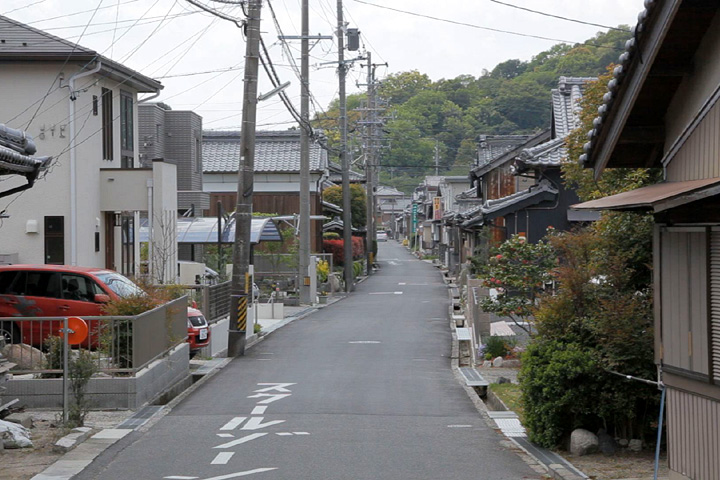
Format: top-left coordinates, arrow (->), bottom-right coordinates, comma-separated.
186,306 -> 210,353
0,265 -> 200,351
376,231 -> 388,242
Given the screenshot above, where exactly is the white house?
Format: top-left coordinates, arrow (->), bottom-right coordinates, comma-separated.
0,15 -> 178,283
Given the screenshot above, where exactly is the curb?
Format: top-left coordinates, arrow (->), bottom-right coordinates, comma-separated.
30,295 -> 345,479
448,283 -> 585,480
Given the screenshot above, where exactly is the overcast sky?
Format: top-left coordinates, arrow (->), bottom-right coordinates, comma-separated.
4,0 -> 646,130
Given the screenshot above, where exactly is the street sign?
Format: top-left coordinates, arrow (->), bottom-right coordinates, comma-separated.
411,204 -> 418,233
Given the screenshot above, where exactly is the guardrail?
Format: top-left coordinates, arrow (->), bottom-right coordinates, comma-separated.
0,297 -> 187,376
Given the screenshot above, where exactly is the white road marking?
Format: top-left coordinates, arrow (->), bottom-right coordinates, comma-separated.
214,433 -> 268,449
293,432 -> 310,435
412,359 -> 429,361
211,452 -> 235,465
348,341 -> 381,344
389,261 -> 400,266
217,433 -> 234,438
447,425 -> 473,428
251,406 -> 267,415
202,468 -> 278,480
368,292 -> 403,295
220,417 -> 246,431
398,282 -> 406,285
241,417 -> 286,431
164,477 -> 198,479
254,383 -> 296,393
276,432 -> 293,436
247,393 -> 291,404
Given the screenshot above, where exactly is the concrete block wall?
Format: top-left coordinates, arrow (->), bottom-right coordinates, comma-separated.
4,343 -> 190,410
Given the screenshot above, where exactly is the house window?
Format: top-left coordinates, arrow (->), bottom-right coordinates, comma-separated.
120,90 -> 134,168
121,215 -> 134,276
101,88 -> 113,161
44,216 -> 64,265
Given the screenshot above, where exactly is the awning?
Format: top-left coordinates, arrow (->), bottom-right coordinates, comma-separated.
571,178 -> 720,213
140,217 -> 282,244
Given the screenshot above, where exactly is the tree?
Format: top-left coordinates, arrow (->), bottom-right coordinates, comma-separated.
322,184 -> 366,228
473,233 -> 556,334
378,70 -> 432,105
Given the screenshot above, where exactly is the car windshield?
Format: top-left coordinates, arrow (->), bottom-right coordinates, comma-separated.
95,272 -> 145,298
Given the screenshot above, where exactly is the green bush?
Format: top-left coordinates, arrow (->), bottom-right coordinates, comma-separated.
519,340 -> 603,448
323,232 -> 340,240
352,260 -> 364,278
484,335 -> 516,358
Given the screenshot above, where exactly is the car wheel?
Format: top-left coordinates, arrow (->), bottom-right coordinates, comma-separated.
0,321 -> 20,344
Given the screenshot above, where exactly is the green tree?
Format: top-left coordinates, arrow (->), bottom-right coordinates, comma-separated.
378,70 -> 432,105
322,184 -> 366,228
473,233 -> 556,334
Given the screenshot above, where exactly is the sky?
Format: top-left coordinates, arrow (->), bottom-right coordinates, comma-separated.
2,0 -> 647,131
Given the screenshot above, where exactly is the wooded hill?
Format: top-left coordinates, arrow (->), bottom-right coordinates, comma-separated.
312,27 -> 632,193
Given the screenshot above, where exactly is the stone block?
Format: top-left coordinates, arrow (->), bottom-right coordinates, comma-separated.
53,427 -> 92,453
570,428 -> 599,456
4,413 -> 33,429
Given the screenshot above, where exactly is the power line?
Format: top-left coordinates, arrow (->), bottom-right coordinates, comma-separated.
1,0 -> 49,16
488,0 -> 630,32
351,0 -> 610,46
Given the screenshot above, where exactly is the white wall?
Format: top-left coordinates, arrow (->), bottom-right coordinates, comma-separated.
0,62 -> 143,267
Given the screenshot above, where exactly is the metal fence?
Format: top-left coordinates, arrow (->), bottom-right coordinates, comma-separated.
180,281 -> 231,325
0,296 -> 187,376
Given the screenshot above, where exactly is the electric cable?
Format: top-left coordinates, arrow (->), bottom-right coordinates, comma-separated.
488,0 -> 630,32
351,0 -> 627,49
1,0 -> 49,16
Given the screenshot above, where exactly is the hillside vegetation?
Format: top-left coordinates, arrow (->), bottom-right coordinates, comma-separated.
312,28 -> 632,193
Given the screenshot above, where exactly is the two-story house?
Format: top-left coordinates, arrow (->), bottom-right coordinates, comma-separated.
0,15 -> 177,283
464,77 -> 596,249
574,1 -> 720,478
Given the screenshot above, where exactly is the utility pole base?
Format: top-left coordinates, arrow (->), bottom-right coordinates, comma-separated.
227,331 -> 246,357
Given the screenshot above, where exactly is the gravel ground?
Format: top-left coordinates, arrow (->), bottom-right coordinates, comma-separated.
1,409 -> 132,480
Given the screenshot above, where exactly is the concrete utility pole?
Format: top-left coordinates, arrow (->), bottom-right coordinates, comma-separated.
338,0 -> 353,292
364,52 -> 374,275
228,0 -> 262,357
298,0 -> 311,305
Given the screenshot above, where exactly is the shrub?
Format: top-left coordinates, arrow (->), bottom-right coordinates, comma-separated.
519,340 -> 603,448
67,348 -> 97,428
323,236 -> 365,265
316,259 -> 330,283
323,232 -> 340,240
484,335 -> 516,358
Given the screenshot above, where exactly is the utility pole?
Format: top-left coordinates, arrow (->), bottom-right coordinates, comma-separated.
228,0 -> 262,357
364,52 -> 374,275
298,0 -> 311,304
338,0 -> 353,292
434,140 -> 440,176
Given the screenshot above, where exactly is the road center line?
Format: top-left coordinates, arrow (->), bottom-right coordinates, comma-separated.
251,406 -> 267,415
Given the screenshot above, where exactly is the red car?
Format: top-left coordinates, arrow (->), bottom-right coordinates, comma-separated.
0,265 -> 203,352
186,306 -> 210,353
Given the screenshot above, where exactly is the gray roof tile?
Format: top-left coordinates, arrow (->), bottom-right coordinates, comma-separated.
203,130 -> 328,173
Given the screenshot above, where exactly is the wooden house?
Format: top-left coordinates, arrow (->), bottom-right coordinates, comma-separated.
575,1 -> 720,478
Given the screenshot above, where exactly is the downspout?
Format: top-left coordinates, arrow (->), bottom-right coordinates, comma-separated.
68,61 -> 102,266
147,179 -> 154,281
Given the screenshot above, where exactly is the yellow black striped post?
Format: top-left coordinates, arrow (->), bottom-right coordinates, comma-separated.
234,294 -> 248,333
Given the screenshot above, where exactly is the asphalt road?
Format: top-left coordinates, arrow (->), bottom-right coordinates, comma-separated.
80,241 -> 539,480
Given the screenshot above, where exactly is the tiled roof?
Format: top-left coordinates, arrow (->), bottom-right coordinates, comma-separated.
0,16 -> 162,92
375,185 -> 404,196
514,77 -> 593,168
471,129 -> 551,179
579,1 -> 656,166
517,137 -> 566,167
0,124 -> 51,177
328,161 -> 365,182
477,135 -> 533,168
552,77 -> 594,138
460,180 -> 558,227
203,130 -> 328,173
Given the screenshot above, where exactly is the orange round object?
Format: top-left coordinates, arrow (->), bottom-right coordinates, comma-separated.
67,317 -> 89,345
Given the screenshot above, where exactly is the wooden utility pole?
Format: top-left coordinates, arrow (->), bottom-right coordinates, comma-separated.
298,0 -> 311,304
228,0 -> 262,357
338,0 -> 353,292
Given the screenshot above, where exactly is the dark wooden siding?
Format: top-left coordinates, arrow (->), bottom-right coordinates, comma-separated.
667,99 -> 720,181
667,388 -> 720,480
